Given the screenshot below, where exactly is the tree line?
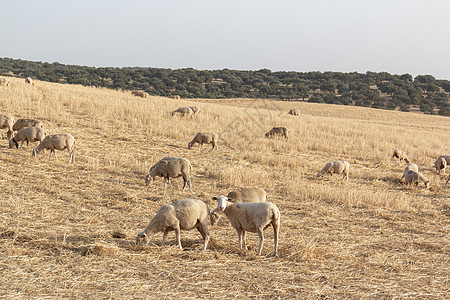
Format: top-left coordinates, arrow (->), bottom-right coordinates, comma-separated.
0,57 -> 449,116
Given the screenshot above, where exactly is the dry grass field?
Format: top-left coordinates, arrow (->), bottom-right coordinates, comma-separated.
0,77 -> 449,299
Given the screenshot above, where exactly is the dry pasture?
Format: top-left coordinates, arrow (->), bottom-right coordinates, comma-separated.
0,77 -> 449,298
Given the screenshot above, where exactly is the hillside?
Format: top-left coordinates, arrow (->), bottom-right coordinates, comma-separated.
0,77 -> 449,298
1,57 -> 450,116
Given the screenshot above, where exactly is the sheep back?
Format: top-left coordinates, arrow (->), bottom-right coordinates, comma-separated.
227,187 -> 267,203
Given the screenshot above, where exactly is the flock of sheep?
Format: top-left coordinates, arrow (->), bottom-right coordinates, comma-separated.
1,79 -> 449,256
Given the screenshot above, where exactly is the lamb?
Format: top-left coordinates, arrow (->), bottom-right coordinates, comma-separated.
404,170 -> 430,188
0,78 -> 9,87
25,77 -> 34,85
0,114 -> 14,140
288,109 -> 300,116
9,126 -> 46,149
210,187 -> 267,224
32,133 -> 75,163
189,106 -> 201,114
188,132 -> 218,151
265,127 -> 289,138
145,157 -> 193,192
131,90 -> 148,98
392,149 -> 410,164
434,155 -> 450,174
136,199 -> 210,250
400,163 -> 419,181
317,160 -> 350,180
12,118 -> 43,132
171,107 -> 193,117
211,195 -> 280,256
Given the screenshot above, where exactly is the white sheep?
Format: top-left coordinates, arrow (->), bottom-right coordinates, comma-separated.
404,170 -> 430,188
288,109 -> 300,116
434,155 -> 450,174
32,133 -> 75,163
9,126 -> 46,149
25,77 -> 34,85
12,118 -> 43,132
0,114 -> 14,140
0,78 -> 9,87
210,187 -> 267,224
136,199 -> 210,250
265,127 -> 289,138
317,160 -> 350,180
188,132 -> 218,151
400,163 -> 419,181
145,157 -> 193,192
211,195 -> 280,256
170,95 -> 181,99
392,149 -> 411,164
189,106 -> 201,114
171,107 -> 193,117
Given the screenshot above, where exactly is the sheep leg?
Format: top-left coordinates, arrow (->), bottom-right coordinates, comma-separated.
256,228 -> 264,255
273,222 -> 279,257
197,221 -> 210,251
175,226 -> 182,250
20,141 -> 25,150
48,150 -> 54,160
242,230 -> 248,250
236,228 -> 244,249
161,230 -> 168,247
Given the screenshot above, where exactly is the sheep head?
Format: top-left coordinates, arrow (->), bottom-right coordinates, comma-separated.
145,174 -> 153,186
187,142 -> 193,150
9,138 -> 18,149
135,232 -> 149,245
212,195 -> 229,212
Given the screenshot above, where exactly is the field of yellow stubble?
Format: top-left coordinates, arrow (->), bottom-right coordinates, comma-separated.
0,77 -> 448,298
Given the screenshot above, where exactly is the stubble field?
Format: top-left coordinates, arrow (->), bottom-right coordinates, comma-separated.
0,77 -> 449,298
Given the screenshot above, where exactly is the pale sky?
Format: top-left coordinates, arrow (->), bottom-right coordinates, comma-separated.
1,0 -> 449,79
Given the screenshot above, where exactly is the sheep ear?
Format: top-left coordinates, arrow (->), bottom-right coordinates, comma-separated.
227,197 -> 234,202
212,196 -> 218,201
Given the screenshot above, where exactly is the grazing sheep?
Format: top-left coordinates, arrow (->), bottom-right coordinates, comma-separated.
445,173 -> 449,188
9,126 -> 46,149
188,132 -> 218,151
265,127 -> 289,138
288,109 -> 300,116
0,114 -> 14,140
25,77 -> 34,85
211,195 -> 280,256
211,187 -> 267,224
131,90 -> 148,98
145,157 -> 192,192
12,118 -> 43,132
392,149 -> 410,164
317,160 -> 350,180
32,133 -> 75,163
434,155 -> 450,174
404,170 -> 430,188
171,107 -> 193,117
189,106 -> 201,114
171,95 -> 181,99
400,163 -> 419,181
0,78 -> 9,87
136,199 -> 210,250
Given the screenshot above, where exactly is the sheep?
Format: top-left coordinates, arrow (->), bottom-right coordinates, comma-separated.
171,107 -> 193,117
265,127 -> 289,138
434,155 -> 450,174
131,90 -> 148,98
188,132 -> 218,151
317,160 -> 350,180
288,109 -> 300,116
0,114 -> 14,140
211,195 -> 280,256
25,77 -> 34,85
210,187 -> 267,225
404,170 -> 430,188
171,95 -> 181,99
392,149 -> 410,164
12,118 -> 43,132
9,126 -> 46,149
189,106 -> 201,114
136,199 -> 210,250
32,133 -> 75,163
0,78 -> 9,87
145,157 -> 192,192
400,163 -> 419,181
